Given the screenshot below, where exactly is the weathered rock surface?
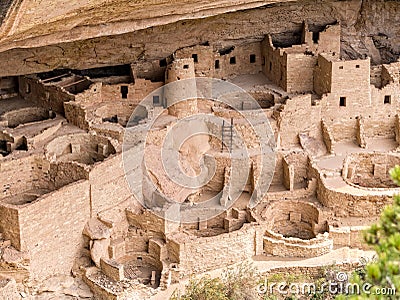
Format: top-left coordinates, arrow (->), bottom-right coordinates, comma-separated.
90,238 -> 110,268
0,0 -> 294,46
34,275 -> 94,299
0,0 -> 398,76
0,276 -> 20,299
83,218 -> 111,240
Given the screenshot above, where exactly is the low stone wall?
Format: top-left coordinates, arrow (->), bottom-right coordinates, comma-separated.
263,230 -> 333,258
45,133 -> 116,165
100,258 -> 124,282
314,162 -> 395,217
168,223 -> 263,278
321,119 -> 334,153
2,107 -> 53,128
262,261 -> 361,280
263,179 -> 317,202
261,199 -> 324,239
329,225 -> 371,250
64,101 -> 89,130
342,152 -> 400,189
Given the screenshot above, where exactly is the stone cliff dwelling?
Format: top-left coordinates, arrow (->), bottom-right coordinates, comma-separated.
0,0 -> 400,299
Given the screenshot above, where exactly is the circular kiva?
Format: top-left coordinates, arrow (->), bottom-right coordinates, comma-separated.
122,78 -> 276,224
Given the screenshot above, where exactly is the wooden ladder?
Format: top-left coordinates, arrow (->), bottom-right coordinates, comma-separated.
221,118 -> 233,152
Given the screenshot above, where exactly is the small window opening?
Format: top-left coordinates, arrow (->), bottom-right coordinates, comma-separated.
121,86 -> 128,99
356,65 -> 360,68
192,54 -> 198,63
339,66 -> 343,70
312,32 -> 320,43
153,95 -> 160,105
250,54 -> 256,63
159,59 -> 167,67
384,95 -> 391,104
215,60 -> 220,69
269,62 -> 272,71
16,137 -> 28,151
340,97 -> 346,107
230,57 -> 236,65
0,140 -> 9,156
183,64 -> 189,69
102,115 -> 118,124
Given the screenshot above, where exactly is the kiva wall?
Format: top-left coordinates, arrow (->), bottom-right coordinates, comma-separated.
168,223 -> 263,278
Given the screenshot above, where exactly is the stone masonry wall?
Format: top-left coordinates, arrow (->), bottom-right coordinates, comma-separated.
276,94 -> 321,148
315,166 -> 393,217
0,203 -> 20,250
169,223 -> 262,278
286,53 -> 317,93
89,153 -> 133,215
18,180 -> 90,280
18,76 -> 75,115
263,231 -> 332,258
0,156 -> 36,199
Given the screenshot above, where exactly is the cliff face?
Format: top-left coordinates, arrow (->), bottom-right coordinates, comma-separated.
0,0 -> 398,76
0,0 -> 14,25
0,0 -> 295,47
337,0 -> 400,64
